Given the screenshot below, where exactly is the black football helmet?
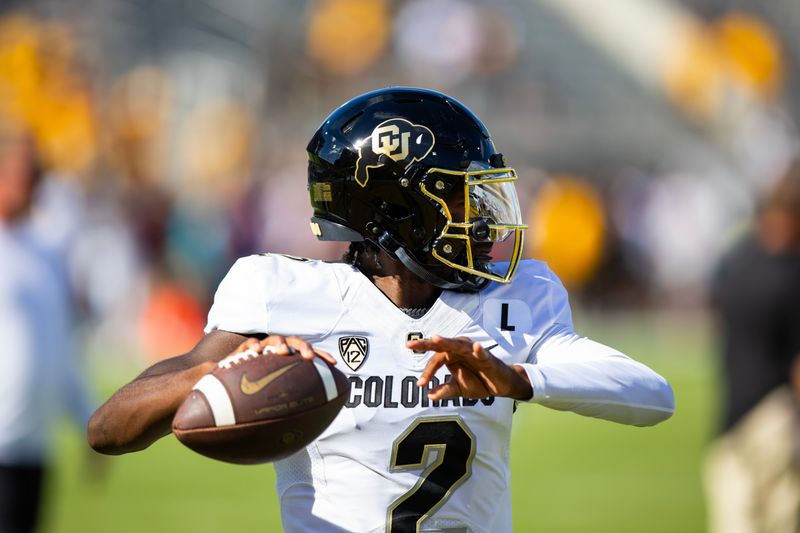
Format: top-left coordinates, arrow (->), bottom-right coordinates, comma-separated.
307,87 -> 526,291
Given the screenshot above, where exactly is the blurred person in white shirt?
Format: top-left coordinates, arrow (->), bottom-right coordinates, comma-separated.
0,130 -> 95,533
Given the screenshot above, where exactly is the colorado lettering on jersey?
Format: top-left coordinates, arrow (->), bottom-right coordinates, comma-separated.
344,374 -> 495,409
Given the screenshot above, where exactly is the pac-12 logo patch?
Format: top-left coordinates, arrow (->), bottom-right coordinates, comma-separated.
354,118 -> 435,187
338,336 -> 369,371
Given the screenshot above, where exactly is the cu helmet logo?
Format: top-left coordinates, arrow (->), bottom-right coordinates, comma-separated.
355,118 -> 435,187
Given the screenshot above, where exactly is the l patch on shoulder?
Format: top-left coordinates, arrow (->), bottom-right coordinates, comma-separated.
483,299 -> 532,337
338,336 -> 369,371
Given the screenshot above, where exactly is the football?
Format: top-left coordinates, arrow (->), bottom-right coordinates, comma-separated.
172,347 -> 350,464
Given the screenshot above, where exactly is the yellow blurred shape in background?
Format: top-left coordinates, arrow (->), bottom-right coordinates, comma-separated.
715,12 -> 782,100
0,15 -> 41,123
527,177 -> 605,288
180,101 -> 253,197
662,10 -> 783,120
662,19 -> 725,121
307,0 -> 389,75
0,14 -> 96,175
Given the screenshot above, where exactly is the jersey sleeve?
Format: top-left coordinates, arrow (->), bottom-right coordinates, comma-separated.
516,267 -> 675,427
204,255 -> 346,339
205,256 -> 270,335
542,264 -> 573,329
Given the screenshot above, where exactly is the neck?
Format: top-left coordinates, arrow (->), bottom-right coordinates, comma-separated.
357,249 -> 442,309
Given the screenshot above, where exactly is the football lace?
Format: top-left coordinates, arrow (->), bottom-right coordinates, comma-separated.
217,348 -> 261,369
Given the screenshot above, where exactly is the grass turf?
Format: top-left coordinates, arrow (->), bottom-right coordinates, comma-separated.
41,311 -> 715,532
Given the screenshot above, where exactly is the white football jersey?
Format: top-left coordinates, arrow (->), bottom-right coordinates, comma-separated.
205,255 -> 674,533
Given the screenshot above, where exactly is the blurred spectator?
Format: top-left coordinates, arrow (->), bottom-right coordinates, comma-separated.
643,172 -> 729,299
0,129 -> 95,533
705,161 -> 800,533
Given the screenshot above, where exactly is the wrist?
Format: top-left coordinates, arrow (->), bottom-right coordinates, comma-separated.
176,361 -> 216,400
508,364 -> 533,400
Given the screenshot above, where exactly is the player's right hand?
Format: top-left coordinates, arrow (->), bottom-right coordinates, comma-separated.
232,336 -> 336,365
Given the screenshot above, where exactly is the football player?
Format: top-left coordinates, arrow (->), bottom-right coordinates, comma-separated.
88,87 -> 674,533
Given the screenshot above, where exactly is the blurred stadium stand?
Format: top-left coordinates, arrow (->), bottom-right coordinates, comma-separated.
0,0 -> 794,357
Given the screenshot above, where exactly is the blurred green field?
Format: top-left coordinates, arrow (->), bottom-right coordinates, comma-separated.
40,311 -> 716,533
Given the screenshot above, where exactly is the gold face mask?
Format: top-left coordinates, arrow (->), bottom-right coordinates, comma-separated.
420,165 -> 527,284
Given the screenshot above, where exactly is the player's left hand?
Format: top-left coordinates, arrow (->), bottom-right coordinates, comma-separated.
409,336 -> 533,401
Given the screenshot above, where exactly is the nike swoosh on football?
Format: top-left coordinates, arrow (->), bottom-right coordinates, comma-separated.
240,362 -> 301,395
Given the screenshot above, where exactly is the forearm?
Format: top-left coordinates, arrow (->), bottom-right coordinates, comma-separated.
521,329 -> 675,426
87,360 -> 215,455
519,357 -> 674,426
509,364 -> 533,400
87,330 -> 254,454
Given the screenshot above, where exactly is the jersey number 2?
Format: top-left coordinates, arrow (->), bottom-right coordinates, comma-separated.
387,418 -> 475,533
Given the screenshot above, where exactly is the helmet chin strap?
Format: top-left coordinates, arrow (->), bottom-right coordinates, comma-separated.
372,230 -> 488,291
394,247 -> 465,290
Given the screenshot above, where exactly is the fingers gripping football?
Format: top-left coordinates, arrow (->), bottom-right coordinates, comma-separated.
173,335 -> 348,464
233,336 -> 336,365
408,336 -> 532,401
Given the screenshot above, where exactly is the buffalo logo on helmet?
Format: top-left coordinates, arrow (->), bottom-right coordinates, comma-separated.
354,118 -> 435,187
